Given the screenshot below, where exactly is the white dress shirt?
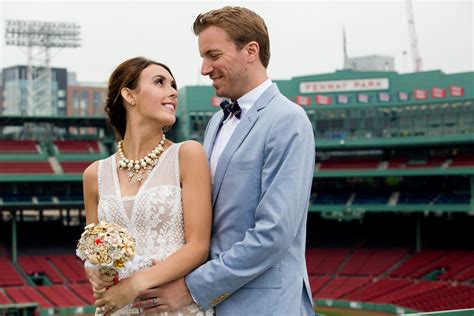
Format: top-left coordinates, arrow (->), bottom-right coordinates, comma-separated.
210,79 -> 272,182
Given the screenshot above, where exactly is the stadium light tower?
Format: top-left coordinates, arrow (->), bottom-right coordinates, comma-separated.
406,0 -> 422,72
5,20 -> 81,115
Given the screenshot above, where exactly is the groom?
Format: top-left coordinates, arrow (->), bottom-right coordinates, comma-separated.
137,6 -> 315,315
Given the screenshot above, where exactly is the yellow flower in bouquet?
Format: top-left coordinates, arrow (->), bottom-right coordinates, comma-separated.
76,221 -> 135,279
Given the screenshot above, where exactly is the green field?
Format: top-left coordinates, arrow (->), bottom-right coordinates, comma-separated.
315,306 -> 395,316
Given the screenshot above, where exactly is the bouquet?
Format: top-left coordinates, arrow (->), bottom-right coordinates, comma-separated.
76,221 -> 135,281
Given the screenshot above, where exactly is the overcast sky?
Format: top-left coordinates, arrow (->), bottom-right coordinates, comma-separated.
1,0 -> 472,88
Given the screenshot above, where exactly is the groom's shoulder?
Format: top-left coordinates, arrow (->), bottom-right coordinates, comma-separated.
269,93 -> 309,120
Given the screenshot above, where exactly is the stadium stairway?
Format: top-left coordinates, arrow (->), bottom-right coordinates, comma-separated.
48,156 -> 63,174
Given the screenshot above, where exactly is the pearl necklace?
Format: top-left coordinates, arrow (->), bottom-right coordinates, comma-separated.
117,134 -> 166,183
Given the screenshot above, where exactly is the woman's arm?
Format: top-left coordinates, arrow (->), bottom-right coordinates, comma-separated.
96,141 -> 212,312
83,162 -> 116,293
83,161 -> 99,225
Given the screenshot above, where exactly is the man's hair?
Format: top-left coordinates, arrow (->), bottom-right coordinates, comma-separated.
193,6 -> 270,68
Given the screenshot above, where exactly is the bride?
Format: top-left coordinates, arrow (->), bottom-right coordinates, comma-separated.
83,57 -> 213,315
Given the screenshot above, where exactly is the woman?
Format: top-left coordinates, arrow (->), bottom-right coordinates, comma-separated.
83,57 -> 213,315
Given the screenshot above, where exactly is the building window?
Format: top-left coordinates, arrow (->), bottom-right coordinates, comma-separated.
73,90 -> 79,111
92,91 -> 101,114
81,91 -> 88,115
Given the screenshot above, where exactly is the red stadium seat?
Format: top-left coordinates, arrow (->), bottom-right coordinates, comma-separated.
0,161 -> 54,174
0,258 -> 24,287
0,140 -> 39,153
53,140 -> 100,154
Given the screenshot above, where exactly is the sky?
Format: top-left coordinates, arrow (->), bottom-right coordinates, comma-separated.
1,0 -> 472,88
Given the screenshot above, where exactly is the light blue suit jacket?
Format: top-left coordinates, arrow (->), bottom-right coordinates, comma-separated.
186,84 -> 315,315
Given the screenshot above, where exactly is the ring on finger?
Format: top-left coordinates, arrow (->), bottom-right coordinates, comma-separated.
152,297 -> 158,306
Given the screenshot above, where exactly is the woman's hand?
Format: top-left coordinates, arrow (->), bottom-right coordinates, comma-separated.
85,268 -> 115,298
95,276 -> 141,314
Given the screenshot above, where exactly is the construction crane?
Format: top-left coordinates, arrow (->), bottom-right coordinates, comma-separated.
406,0 -> 423,72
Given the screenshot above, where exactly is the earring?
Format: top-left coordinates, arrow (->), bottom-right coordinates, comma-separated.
131,100 -> 136,106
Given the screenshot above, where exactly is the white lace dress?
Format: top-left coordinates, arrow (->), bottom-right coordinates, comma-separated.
97,143 -> 214,315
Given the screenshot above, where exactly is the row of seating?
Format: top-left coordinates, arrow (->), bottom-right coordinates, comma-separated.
311,191 -> 471,205
306,248 -> 474,281
311,277 -> 474,312
317,154 -> 474,170
53,140 -> 100,154
391,250 -> 474,281
0,140 -> 39,153
0,255 -> 87,288
0,140 -> 102,175
0,195 -> 83,204
0,161 -> 92,174
0,140 -> 101,155
1,284 -> 94,308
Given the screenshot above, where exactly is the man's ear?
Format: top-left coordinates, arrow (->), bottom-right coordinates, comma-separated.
121,87 -> 135,106
246,41 -> 260,63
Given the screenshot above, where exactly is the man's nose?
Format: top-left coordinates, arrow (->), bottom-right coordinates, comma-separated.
201,60 -> 213,76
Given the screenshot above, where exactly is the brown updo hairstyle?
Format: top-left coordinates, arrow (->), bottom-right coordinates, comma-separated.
105,57 -> 176,140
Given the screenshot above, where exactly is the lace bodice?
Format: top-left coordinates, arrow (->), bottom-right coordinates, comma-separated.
97,143 -> 213,316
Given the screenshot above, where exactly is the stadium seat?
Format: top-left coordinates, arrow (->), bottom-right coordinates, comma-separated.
60,161 -> 93,174
0,258 -> 25,287
308,276 -> 331,296
48,255 -> 88,283
36,285 -> 85,307
315,277 -> 371,299
0,161 -> 54,174
319,157 -> 380,170
18,256 -> 64,284
0,140 -> 39,153
450,153 -> 474,167
306,248 -> 349,275
53,140 -> 100,154
68,283 -> 94,304
390,250 -> 446,278
345,278 -> 412,302
4,286 -> 53,308
339,248 -> 408,276
0,290 -> 12,304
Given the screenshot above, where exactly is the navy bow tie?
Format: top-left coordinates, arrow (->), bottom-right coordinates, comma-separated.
220,99 -> 242,120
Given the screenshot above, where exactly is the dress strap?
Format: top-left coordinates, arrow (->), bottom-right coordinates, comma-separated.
97,159 -> 104,198
174,143 -> 183,186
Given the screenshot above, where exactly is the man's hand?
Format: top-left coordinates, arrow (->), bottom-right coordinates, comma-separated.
133,277 -> 193,313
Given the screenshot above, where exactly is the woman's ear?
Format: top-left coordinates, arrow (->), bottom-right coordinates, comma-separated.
121,87 -> 136,106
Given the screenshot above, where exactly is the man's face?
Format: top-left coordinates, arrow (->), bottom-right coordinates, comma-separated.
198,26 -> 249,100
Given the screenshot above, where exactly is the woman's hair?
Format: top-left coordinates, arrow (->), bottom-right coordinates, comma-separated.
104,57 -> 175,139
193,6 -> 270,68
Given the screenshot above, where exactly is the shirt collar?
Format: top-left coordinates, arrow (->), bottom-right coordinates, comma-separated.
236,78 -> 272,117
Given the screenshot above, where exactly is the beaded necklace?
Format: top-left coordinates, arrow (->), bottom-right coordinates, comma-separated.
117,134 -> 166,183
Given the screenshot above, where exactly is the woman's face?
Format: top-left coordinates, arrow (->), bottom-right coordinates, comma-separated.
132,64 -> 178,127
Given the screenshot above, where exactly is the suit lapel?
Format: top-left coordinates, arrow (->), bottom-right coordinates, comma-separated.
212,84 -> 279,205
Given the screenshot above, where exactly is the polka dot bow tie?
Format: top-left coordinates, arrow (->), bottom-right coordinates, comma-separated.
220,99 -> 242,120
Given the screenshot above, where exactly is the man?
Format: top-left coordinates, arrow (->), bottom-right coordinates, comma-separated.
136,6 -> 315,315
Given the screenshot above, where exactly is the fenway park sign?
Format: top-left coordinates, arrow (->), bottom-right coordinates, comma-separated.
300,78 -> 389,93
